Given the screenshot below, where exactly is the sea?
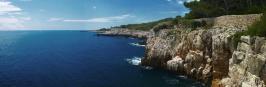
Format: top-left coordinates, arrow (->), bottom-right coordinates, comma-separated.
0,31 -> 205,87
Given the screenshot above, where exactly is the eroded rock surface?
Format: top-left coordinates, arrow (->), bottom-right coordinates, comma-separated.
141,14 -> 265,87
96,14 -> 265,87
220,36 -> 266,87
97,28 -> 150,39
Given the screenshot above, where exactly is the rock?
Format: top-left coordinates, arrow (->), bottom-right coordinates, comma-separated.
202,64 -> 212,79
241,74 -> 265,87
212,14 -> 262,28
237,42 -> 252,53
231,51 -> 245,64
260,40 -> 266,54
97,28 -> 150,39
241,36 -> 252,44
167,56 -> 184,72
220,36 -> 266,87
261,65 -> 266,84
140,14 -> 265,87
252,37 -> 265,54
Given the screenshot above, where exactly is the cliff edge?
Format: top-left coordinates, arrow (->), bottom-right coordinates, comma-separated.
141,14 -> 265,87
96,14 -> 265,87
97,28 -> 150,39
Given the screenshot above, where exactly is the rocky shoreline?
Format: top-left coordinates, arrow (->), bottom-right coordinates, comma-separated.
96,14 -> 265,87
96,28 -> 150,39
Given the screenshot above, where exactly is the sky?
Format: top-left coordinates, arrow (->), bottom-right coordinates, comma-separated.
0,0 -> 191,30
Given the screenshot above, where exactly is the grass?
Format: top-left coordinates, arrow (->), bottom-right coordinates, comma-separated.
116,18 -> 174,31
232,12 -> 266,48
152,21 -> 174,33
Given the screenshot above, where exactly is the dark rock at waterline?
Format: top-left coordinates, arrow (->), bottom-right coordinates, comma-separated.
141,14 -> 265,87
96,14 -> 266,87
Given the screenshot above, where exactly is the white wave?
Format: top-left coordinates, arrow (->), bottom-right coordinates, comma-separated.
178,75 -> 187,79
129,43 -> 145,47
126,57 -> 154,70
126,57 -> 142,66
143,66 -> 153,70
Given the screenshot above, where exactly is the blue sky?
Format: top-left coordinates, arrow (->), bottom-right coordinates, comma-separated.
0,0 -> 190,30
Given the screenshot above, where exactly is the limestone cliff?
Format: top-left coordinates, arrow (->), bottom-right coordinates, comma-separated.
96,14 -> 265,87
220,36 -> 266,87
97,28 -> 149,39
141,14 -> 265,87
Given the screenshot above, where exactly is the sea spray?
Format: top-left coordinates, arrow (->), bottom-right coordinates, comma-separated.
126,57 -> 142,66
129,43 -> 145,47
126,56 -> 153,70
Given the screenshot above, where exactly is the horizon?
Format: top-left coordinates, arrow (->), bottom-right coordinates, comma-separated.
0,0 -> 191,30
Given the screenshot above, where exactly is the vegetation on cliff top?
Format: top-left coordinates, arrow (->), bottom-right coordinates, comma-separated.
184,0 -> 266,48
112,16 -> 209,31
232,12 -> 266,48
184,0 -> 266,19
114,18 -> 174,31
104,0 -> 266,35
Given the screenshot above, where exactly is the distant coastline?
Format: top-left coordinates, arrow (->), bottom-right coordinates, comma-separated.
95,14 -> 266,87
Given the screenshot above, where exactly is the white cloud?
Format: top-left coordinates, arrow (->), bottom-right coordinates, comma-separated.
0,1 -> 31,30
48,18 -> 62,22
173,0 -> 200,4
0,17 -> 26,29
0,17 -> 19,23
63,14 -> 135,23
181,0 -> 200,3
20,0 -> 32,1
0,1 -> 22,15
20,17 -> 31,21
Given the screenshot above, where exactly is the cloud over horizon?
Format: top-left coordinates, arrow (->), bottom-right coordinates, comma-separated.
0,0 -> 188,30
0,1 -> 22,15
166,0 -> 200,5
0,1 -> 31,30
49,14 -> 135,23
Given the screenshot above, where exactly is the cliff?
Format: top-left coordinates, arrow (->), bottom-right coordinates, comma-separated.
220,36 -> 266,87
96,28 -> 150,39
96,14 -> 265,87
141,14 -> 265,87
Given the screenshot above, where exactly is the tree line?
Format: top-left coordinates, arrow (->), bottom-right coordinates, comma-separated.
184,0 -> 266,19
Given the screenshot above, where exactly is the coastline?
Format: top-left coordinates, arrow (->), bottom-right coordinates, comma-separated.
96,28 -> 150,39
96,14 -> 266,87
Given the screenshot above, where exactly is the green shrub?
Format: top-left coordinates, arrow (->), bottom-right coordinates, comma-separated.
231,32 -> 245,48
98,28 -> 110,31
232,12 -> 266,48
152,21 -> 173,32
246,13 -> 266,37
184,0 -> 266,19
191,21 -> 204,29
176,19 -> 210,30
117,18 -> 174,31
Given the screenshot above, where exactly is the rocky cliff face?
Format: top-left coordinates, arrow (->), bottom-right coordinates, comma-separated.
220,36 -> 266,87
97,28 -> 149,39
96,14 -> 264,87
141,14 -> 265,87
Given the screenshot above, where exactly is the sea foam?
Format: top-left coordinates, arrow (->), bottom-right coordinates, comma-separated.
126,57 -> 142,66
129,43 -> 145,47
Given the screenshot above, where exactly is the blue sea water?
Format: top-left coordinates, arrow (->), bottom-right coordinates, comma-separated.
0,31 -> 204,87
